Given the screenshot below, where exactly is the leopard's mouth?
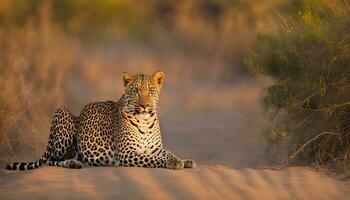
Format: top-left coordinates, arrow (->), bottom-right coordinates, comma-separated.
135,110 -> 147,115
135,106 -> 153,115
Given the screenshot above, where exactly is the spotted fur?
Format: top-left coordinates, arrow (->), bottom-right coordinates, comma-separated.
6,71 -> 196,170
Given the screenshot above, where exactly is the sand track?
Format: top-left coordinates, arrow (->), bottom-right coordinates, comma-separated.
1,88 -> 349,199
0,165 -> 349,200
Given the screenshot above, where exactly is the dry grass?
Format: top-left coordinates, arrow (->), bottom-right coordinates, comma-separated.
0,1 -> 274,163
0,4 -> 75,160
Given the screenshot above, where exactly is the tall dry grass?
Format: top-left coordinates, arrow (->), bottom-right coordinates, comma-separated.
0,4 -> 76,160
0,1 -> 277,163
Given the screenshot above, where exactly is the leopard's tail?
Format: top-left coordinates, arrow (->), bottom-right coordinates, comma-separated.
6,151 -> 50,170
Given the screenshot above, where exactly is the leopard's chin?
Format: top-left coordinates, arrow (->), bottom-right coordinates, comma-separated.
136,113 -> 151,120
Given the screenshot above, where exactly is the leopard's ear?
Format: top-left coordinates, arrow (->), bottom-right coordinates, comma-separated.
151,71 -> 165,91
122,72 -> 134,88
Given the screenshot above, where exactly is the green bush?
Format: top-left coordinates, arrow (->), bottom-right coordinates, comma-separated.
246,0 -> 350,170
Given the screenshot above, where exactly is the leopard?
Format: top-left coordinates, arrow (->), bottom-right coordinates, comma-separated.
6,71 -> 196,170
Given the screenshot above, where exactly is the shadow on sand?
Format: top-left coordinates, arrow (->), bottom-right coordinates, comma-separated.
0,165 -> 349,200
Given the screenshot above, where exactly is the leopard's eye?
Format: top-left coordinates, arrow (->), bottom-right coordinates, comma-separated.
148,90 -> 156,96
128,88 -> 138,95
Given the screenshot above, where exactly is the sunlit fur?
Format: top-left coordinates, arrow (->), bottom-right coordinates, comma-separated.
122,74 -> 159,116
6,71 -> 196,170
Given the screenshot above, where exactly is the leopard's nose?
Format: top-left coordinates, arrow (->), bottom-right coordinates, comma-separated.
140,104 -> 150,109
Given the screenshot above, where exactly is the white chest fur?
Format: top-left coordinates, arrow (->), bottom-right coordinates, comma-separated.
132,115 -> 159,155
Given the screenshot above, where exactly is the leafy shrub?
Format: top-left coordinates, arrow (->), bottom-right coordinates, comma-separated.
246,0 -> 350,171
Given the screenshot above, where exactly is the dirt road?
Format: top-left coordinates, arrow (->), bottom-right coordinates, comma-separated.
0,165 -> 349,200
1,84 -> 349,199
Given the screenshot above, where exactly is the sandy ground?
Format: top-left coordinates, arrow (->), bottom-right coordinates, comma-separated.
0,165 -> 349,200
1,85 -> 350,199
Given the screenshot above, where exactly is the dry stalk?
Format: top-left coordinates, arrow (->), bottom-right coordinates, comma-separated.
290,131 -> 340,159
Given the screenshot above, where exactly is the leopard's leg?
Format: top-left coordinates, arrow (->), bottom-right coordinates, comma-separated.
78,132 -> 119,167
47,159 -> 83,169
148,149 -> 196,169
119,148 -> 195,169
160,150 -> 196,169
46,107 -> 82,169
47,135 -> 83,169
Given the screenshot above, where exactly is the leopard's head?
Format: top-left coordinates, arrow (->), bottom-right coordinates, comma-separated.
121,71 -> 165,116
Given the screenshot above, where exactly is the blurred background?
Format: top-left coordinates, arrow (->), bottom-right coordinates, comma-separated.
0,0 -> 296,168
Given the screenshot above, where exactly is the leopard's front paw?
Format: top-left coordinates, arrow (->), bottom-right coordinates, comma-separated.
167,155 -> 184,170
183,159 -> 196,168
169,160 -> 184,170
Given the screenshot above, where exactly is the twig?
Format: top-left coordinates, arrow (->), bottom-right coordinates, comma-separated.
301,101 -> 350,112
326,101 -> 350,111
291,113 -> 313,127
274,10 -> 291,31
291,132 -> 340,159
